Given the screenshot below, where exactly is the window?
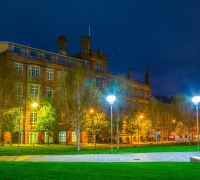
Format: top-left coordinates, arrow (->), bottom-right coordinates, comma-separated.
13,46 -> 21,55
29,132 -> 38,144
45,87 -> 53,99
96,77 -> 103,88
46,69 -> 54,80
135,88 -> 138,97
139,89 -> 143,97
68,59 -> 77,66
30,85 -> 39,100
57,71 -> 66,82
14,62 -> 23,76
44,54 -> 51,61
30,112 -> 37,126
44,132 -> 53,143
126,89 -> 130,96
58,58 -> 65,64
132,88 -> 136,96
57,88 -> 65,104
29,50 -> 37,58
72,132 -> 77,142
59,131 -> 66,143
15,83 -> 23,99
28,65 -> 40,79
95,64 -> 104,72
82,61 -> 88,68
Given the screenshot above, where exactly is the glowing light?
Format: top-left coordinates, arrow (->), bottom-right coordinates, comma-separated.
192,96 -> 200,106
32,102 -> 38,108
106,95 -> 116,105
139,115 -> 143,119
90,108 -> 94,114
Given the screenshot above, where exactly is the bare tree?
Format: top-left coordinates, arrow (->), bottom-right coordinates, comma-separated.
66,66 -> 101,151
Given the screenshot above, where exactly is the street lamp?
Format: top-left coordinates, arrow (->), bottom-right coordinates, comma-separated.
192,96 -> 200,149
89,108 -> 96,149
18,96 -> 23,155
32,102 -> 38,108
31,102 -> 38,145
106,95 -> 116,153
138,114 -> 143,142
90,108 -> 94,114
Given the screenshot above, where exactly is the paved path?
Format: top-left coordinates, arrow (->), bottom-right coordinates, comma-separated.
0,152 -> 200,162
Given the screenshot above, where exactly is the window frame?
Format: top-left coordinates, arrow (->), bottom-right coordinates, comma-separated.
14,62 -> 23,76
46,68 -> 54,80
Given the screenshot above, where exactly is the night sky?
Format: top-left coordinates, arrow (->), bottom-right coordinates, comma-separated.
1,0 -> 200,96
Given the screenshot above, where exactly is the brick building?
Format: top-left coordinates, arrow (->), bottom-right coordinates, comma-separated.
0,36 -> 150,144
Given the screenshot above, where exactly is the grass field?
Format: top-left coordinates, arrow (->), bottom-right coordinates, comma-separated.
0,162 -> 199,179
0,144 -> 199,156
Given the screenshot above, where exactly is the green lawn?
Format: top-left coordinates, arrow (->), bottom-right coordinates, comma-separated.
0,144 -> 199,156
0,162 -> 199,179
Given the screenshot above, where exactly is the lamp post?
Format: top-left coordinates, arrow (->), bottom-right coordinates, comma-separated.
18,96 -> 23,155
138,115 -> 143,142
89,108 -> 96,149
106,95 -> 116,153
31,102 -> 38,145
192,96 -> 200,149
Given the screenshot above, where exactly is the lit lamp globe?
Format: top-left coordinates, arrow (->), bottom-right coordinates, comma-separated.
32,102 -> 38,108
192,96 -> 200,106
106,95 -> 116,105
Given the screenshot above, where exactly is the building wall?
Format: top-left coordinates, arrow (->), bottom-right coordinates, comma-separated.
0,41 -> 151,144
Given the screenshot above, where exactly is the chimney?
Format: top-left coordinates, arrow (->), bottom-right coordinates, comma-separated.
145,66 -> 150,85
58,35 -> 67,55
128,67 -> 133,80
81,36 -> 90,54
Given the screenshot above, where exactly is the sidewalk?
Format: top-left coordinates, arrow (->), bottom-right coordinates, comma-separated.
0,152 -> 200,162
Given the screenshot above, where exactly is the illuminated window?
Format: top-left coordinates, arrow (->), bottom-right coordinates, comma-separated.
45,87 -> 53,99
28,65 -> 40,79
15,83 -> 23,99
72,132 -> 76,142
29,132 -> 38,144
14,62 -> 23,76
30,85 -> 39,100
59,131 -> 66,143
44,132 -> 53,143
30,112 -> 37,126
46,69 -> 54,80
